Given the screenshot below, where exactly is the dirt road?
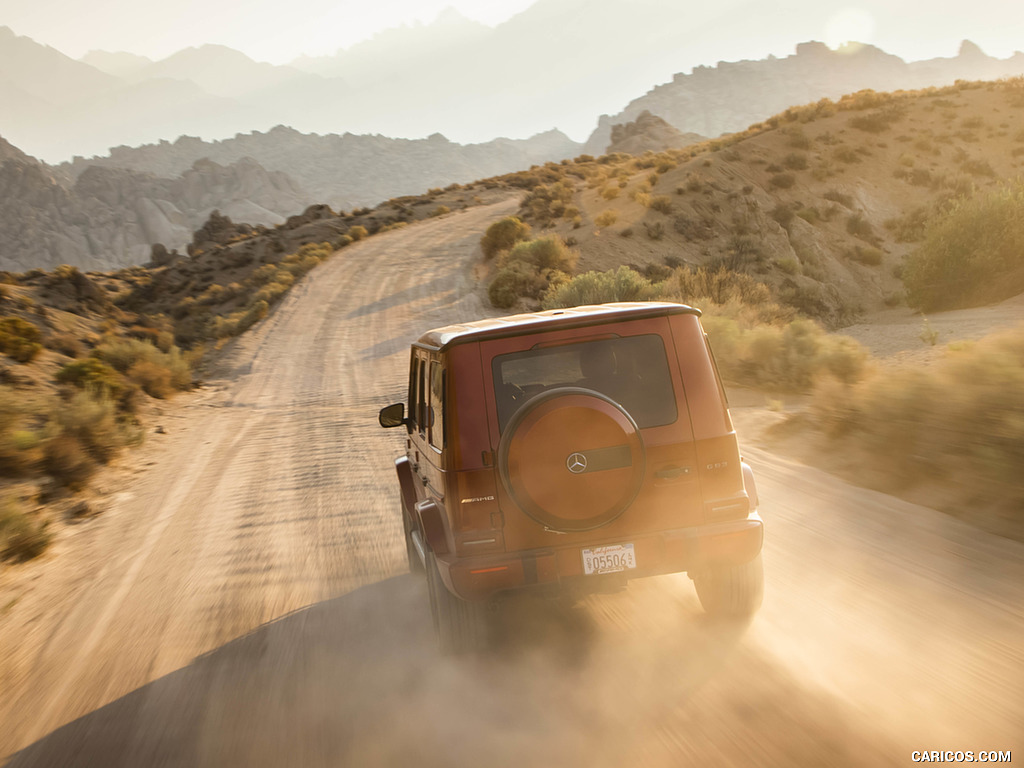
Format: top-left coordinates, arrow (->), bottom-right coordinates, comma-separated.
1,199 -> 1020,767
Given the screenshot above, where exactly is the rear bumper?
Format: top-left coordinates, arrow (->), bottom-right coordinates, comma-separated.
436,513 -> 764,601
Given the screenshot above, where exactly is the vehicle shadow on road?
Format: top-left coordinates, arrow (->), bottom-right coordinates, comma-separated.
5,575 -> 752,768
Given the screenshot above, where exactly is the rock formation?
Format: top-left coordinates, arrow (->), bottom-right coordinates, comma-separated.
0,141 -> 307,272
606,111 -> 706,155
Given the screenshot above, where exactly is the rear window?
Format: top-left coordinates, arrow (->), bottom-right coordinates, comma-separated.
492,334 -> 677,431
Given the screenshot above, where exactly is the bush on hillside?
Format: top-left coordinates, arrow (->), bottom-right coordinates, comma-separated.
542,266 -> 661,308
501,237 -> 578,274
488,263 -> 550,308
94,339 -> 191,393
56,358 -> 125,398
0,317 -> 43,363
808,326 -> 1024,538
480,217 -> 532,259
904,180 -> 1024,311
0,496 -> 51,562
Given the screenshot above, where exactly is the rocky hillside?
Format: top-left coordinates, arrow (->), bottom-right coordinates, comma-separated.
494,79 -> 1024,327
60,127 -> 581,212
606,111 -> 706,155
0,146 -> 307,272
584,41 -> 1024,155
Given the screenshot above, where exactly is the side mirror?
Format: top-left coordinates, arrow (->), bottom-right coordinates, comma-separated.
379,402 -> 407,429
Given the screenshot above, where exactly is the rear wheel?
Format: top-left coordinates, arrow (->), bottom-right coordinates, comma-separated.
693,554 -> 764,618
426,551 -> 489,653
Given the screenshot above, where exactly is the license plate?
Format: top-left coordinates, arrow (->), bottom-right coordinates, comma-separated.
582,543 -> 637,575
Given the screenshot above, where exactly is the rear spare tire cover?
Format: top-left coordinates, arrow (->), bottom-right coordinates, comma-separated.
497,387 -> 645,532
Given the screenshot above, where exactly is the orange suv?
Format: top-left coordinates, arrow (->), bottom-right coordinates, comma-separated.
379,302 -> 764,651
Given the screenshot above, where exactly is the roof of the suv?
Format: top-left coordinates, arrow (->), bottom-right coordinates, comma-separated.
416,301 -> 701,351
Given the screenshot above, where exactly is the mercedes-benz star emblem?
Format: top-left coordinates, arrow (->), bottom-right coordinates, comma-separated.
566,452 -> 588,474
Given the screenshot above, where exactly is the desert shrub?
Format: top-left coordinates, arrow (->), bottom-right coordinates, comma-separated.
846,212 -> 875,240
348,225 -> 368,241
713,235 -> 766,271
0,388 -> 48,476
909,168 -> 933,187
283,255 -> 321,278
0,316 -> 43,363
601,185 -> 621,200
94,339 -> 191,392
651,268 -> 794,331
704,316 -> 867,391
685,174 -> 704,193
594,210 -> 618,228
904,180 -> 1024,310
777,257 -> 800,275
542,266 -> 661,308
807,326 -> 1024,535
488,264 -> 548,308
850,108 -> 904,133
502,237 -> 578,273
784,126 -> 811,149
0,496 -> 51,562
848,245 -> 884,266
960,158 -> 996,177
212,300 -> 268,338
56,358 -> 124,397
644,221 -> 665,240
522,180 -> 576,224
783,153 -> 808,171
769,173 -> 796,189
128,361 -> 174,399
251,264 -> 278,285
833,146 -> 861,164
252,271 -> 294,306
771,204 -> 795,228
649,195 -> 673,214
884,206 -> 931,242
44,434 -> 97,489
796,207 -> 823,224
52,391 -> 127,464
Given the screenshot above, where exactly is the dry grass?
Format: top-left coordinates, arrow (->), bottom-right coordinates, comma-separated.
805,326 -> 1024,539
0,495 -> 51,562
542,264 -> 866,393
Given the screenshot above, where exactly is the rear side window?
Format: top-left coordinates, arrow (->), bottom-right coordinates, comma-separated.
492,334 -> 677,431
429,361 -> 445,450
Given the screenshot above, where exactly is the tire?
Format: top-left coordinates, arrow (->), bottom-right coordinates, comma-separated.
496,387 -> 645,532
693,554 -> 764,618
426,551 -> 489,654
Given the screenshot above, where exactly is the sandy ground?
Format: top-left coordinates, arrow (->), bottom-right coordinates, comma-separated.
838,292 -> 1024,364
0,199 -> 1021,766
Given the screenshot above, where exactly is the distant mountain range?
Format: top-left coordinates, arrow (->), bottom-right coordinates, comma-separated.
583,40 -> 1024,154
5,5 -> 1024,275
0,149 -> 308,272
5,0 -> 1024,162
0,127 -> 580,272
57,127 -> 581,212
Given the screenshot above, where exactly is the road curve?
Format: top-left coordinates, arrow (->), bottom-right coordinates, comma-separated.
1,198 -> 1021,767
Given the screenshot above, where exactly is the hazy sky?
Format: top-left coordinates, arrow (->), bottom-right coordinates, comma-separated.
1,0 -> 536,63
1,0 -> 1021,65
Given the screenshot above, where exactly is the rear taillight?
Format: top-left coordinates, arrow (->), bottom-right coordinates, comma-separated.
704,494 -> 750,521
452,470 -> 504,555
